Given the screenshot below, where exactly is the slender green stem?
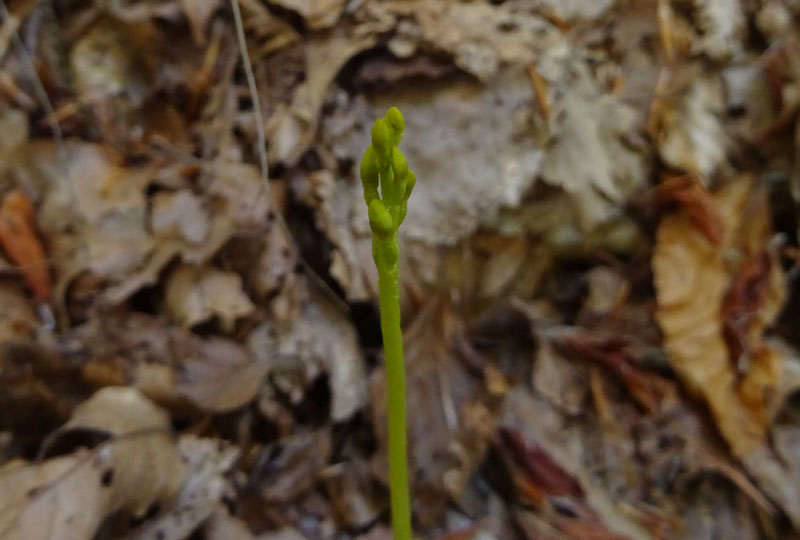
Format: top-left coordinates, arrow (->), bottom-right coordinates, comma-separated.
360,106 -> 415,540
376,251 -> 412,540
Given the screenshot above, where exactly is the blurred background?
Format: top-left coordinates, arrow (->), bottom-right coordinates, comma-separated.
2,0 -> 800,539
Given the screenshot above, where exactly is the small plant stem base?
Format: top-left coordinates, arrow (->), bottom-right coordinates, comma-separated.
377,257 -> 413,540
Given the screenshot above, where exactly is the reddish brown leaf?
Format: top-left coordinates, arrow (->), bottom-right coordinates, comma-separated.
0,188 -> 52,303
722,250 -> 771,373
654,175 -> 723,244
556,518 -> 633,540
556,334 -> 668,414
500,427 -> 584,499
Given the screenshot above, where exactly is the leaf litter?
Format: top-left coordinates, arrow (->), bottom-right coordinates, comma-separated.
3,0 -> 800,539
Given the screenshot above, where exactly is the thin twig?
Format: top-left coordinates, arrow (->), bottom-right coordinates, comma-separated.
230,0 -> 270,206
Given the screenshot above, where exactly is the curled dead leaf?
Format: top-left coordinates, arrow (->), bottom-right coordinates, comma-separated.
0,387 -> 185,539
654,176 -> 786,456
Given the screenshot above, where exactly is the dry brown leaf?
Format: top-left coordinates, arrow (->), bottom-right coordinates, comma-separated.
150,189 -> 210,246
652,78 -> 726,180
248,287 -> 367,421
534,0 -> 612,21
0,387 -> 185,539
165,264 -> 255,329
0,108 -> 27,175
653,176 -> 786,456
501,388 -> 661,540
69,313 -> 268,413
0,188 -> 52,303
693,0 -> 745,60
533,337 -> 589,417
268,0 -> 346,29
268,31 -> 377,166
654,175 -> 723,244
122,436 -> 239,540
14,142 -> 153,307
0,283 -> 38,341
180,0 -> 222,45
203,507 -> 255,540
255,429 -> 332,503
174,337 -> 267,413
540,66 -> 649,230
321,462 -> 384,530
410,1 -> 563,81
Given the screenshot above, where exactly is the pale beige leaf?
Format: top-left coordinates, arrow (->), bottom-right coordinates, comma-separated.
174,337 -> 267,413
165,264 -> 255,329
268,0 -> 346,29
123,436 -> 239,540
0,388 -> 185,539
49,387 -> 185,516
694,0 -> 745,60
151,189 -> 210,245
540,65 -> 647,230
0,452 -> 110,540
180,0 -> 221,45
203,507 -> 255,540
267,30 -> 378,166
248,289 -> 367,421
655,78 -> 726,180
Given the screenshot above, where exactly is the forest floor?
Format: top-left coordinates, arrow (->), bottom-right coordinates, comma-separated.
2,0 -> 800,539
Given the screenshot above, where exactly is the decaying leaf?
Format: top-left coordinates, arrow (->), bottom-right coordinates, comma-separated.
268,0 -> 347,29
268,31 -> 378,166
0,188 -> 52,303
248,287 -> 367,422
654,175 -> 723,244
253,429 -> 332,503
174,337 -> 267,413
654,176 -> 786,456
0,283 -> 37,341
180,0 -> 222,45
165,264 -> 255,330
414,2 -> 549,81
651,78 -> 727,180
534,0 -> 613,21
540,65 -> 648,230
122,435 -> 239,540
150,189 -> 210,246
202,507 -> 255,540
68,313 -> 268,414
0,387 -> 185,539
693,0 -> 745,60
499,388 -> 661,540
321,461 -> 384,530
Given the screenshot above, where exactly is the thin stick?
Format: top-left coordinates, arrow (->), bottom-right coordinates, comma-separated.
230,0 -> 269,205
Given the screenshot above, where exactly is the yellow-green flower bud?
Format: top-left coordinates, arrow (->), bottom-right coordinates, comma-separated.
385,106 -> 404,146
391,148 -> 409,185
360,146 -> 380,203
371,118 -> 391,159
403,170 -> 416,201
368,198 -> 394,236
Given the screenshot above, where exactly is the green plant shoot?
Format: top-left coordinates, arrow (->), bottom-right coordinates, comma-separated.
360,107 -> 416,540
